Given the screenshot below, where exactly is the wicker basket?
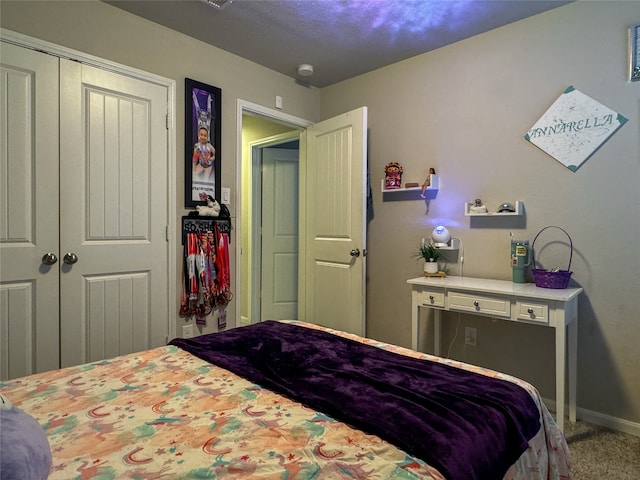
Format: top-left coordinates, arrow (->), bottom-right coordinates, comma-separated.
531,226 -> 573,289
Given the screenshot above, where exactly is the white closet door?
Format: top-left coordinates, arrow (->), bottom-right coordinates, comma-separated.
59,60 -> 169,366
0,43 -> 61,379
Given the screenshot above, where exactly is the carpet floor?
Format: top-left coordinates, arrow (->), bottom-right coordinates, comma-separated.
563,420 -> 640,479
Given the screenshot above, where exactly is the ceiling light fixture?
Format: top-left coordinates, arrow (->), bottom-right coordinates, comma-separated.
297,64 -> 314,76
199,0 -> 232,11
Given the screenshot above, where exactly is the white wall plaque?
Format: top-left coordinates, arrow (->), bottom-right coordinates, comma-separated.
524,86 -> 628,172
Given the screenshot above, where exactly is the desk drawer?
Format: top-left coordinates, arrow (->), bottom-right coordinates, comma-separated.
449,292 -> 511,318
516,300 -> 549,324
416,288 -> 445,308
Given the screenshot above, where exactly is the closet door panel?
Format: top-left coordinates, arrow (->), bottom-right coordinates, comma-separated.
85,273 -> 150,362
86,91 -> 150,240
59,60 -> 169,367
0,43 -> 60,379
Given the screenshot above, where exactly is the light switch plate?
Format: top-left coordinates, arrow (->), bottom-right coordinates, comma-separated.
222,187 -> 231,204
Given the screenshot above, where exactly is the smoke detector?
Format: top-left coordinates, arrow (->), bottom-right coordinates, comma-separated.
297,64 -> 314,77
199,0 -> 232,10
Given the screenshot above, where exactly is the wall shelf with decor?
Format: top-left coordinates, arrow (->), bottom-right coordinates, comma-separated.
464,200 -> 524,216
381,174 -> 439,194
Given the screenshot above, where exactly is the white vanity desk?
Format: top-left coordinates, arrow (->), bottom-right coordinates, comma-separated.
407,275 -> 583,431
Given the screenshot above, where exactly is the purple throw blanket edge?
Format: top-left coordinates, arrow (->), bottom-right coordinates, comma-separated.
169,321 -> 540,480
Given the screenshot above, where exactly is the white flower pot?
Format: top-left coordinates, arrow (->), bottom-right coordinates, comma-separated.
424,261 -> 438,274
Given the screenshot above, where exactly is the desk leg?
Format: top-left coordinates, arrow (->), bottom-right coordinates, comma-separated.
555,321 -> 566,432
434,309 -> 441,357
568,313 -> 578,424
411,296 -> 441,355
411,296 -> 420,351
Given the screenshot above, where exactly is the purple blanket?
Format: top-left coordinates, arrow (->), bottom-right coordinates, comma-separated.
170,321 -> 540,480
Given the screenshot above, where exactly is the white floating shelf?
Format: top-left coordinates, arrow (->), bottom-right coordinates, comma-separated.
381,174 -> 438,193
464,200 -> 524,216
435,238 -> 460,250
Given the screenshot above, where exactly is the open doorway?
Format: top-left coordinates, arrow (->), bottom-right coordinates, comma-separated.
237,101 -> 312,327
236,101 -> 368,336
248,134 -> 300,325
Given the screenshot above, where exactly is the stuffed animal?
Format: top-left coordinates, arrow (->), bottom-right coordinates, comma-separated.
196,194 -> 221,217
0,393 -> 52,480
384,161 -> 403,189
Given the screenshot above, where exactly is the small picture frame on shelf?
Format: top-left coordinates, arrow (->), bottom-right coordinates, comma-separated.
630,23 -> 640,82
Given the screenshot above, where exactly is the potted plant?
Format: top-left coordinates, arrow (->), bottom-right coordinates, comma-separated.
415,241 -> 442,274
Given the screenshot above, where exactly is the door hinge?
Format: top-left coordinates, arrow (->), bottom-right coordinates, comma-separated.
166,225 -> 169,241
166,113 -> 170,130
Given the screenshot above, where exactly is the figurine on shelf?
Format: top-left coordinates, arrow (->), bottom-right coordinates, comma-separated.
469,198 -> 488,213
420,168 -> 436,198
384,162 -> 403,189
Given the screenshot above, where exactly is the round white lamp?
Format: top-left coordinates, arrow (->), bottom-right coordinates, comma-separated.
431,226 -> 450,247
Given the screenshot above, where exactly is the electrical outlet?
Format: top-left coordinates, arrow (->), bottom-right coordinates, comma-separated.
465,327 -> 477,346
182,324 -> 194,339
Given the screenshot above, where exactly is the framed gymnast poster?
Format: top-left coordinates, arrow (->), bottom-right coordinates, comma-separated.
185,78 -> 221,207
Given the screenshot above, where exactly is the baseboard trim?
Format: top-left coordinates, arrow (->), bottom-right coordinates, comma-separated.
542,397 -> 640,437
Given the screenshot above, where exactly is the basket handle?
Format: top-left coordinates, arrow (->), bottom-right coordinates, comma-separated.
531,226 -> 573,271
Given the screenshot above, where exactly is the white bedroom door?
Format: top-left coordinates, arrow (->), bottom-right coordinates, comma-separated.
261,147 -> 299,320
0,43 -> 61,379
302,107 -> 367,336
58,59 -> 170,367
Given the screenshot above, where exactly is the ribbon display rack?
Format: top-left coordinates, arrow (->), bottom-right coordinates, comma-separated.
181,216 -> 232,245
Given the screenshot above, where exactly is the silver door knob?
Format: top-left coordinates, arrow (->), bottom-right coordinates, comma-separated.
63,252 -> 79,265
349,248 -> 360,257
42,253 -> 58,265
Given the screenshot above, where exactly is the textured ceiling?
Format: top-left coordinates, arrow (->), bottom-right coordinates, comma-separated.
105,0 -> 572,88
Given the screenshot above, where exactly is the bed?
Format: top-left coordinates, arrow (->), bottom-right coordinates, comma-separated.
0,320 -> 571,480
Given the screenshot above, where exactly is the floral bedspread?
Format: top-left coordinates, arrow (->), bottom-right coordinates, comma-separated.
0,321 -> 571,480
